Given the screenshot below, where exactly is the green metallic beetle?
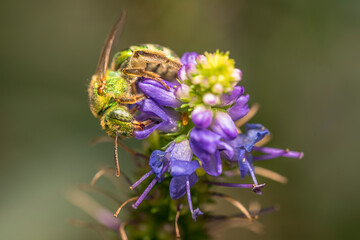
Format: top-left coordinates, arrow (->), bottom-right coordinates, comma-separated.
88,10 -> 182,175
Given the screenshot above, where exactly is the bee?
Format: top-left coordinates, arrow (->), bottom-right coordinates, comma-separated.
88,10 -> 182,176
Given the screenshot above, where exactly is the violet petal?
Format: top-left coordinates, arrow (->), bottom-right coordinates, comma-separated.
189,128 -> 221,155
180,52 -> 199,65
228,94 -> 250,121
139,79 -> 181,108
200,150 -> 222,176
170,160 -> 200,176
169,173 -> 198,199
210,111 -> 238,140
149,150 -> 168,180
218,86 -> 244,107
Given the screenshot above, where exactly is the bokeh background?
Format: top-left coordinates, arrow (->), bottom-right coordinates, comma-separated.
1,0 -> 359,239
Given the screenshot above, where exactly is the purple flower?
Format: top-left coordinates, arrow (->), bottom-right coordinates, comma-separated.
130,140 -> 203,221
134,99 -> 180,139
224,123 -> 303,194
189,128 -> 233,176
223,124 -> 269,193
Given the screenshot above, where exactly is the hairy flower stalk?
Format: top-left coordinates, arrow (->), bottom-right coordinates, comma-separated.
74,50 -> 303,239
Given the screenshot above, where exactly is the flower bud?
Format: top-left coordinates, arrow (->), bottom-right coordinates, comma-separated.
178,65 -> 187,82
196,54 -> 207,65
203,93 -> 219,106
232,68 -> 242,82
212,83 -> 223,94
175,84 -> 191,101
191,105 -> 213,128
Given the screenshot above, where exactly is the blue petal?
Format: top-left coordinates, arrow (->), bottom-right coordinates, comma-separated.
218,141 -> 234,160
210,111 -> 238,140
169,140 -> 193,162
169,173 -> 198,199
200,150 -> 223,176
223,136 -> 246,161
238,153 -> 253,178
243,124 -> 269,152
170,160 -> 200,176
149,150 -> 168,180
228,94 -> 250,121
139,79 -> 181,108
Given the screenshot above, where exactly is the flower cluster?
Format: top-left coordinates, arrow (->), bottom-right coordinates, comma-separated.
130,51 -> 303,221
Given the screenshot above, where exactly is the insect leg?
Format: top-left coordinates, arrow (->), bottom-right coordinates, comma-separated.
116,94 -> 146,104
122,67 -> 170,90
132,49 -> 182,69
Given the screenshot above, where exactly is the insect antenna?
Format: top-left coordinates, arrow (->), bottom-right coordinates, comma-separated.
114,130 -> 120,177
96,10 -> 127,94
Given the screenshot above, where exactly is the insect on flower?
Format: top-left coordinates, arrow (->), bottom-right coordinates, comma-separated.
88,10 -> 182,176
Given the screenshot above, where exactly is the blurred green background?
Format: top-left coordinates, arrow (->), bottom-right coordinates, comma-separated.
1,0 -> 359,239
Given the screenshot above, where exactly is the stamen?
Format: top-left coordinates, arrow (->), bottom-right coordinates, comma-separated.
114,197 -> 139,218
90,168 -> 115,186
175,204 -> 182,240
254,134 -> 271,147
130,171 -> 153,190
254,166 -> 288,184
69,218 -> 109,231
252,184 -> 266,195
132,178 -> 158,209
253,146 -> 303,159
249,201 -> 261,220
182,112 -> 189,125
119,222 -> 128,240
77,184 -> 121,204
212,192 -> 252,221
206,181 -> 253,188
